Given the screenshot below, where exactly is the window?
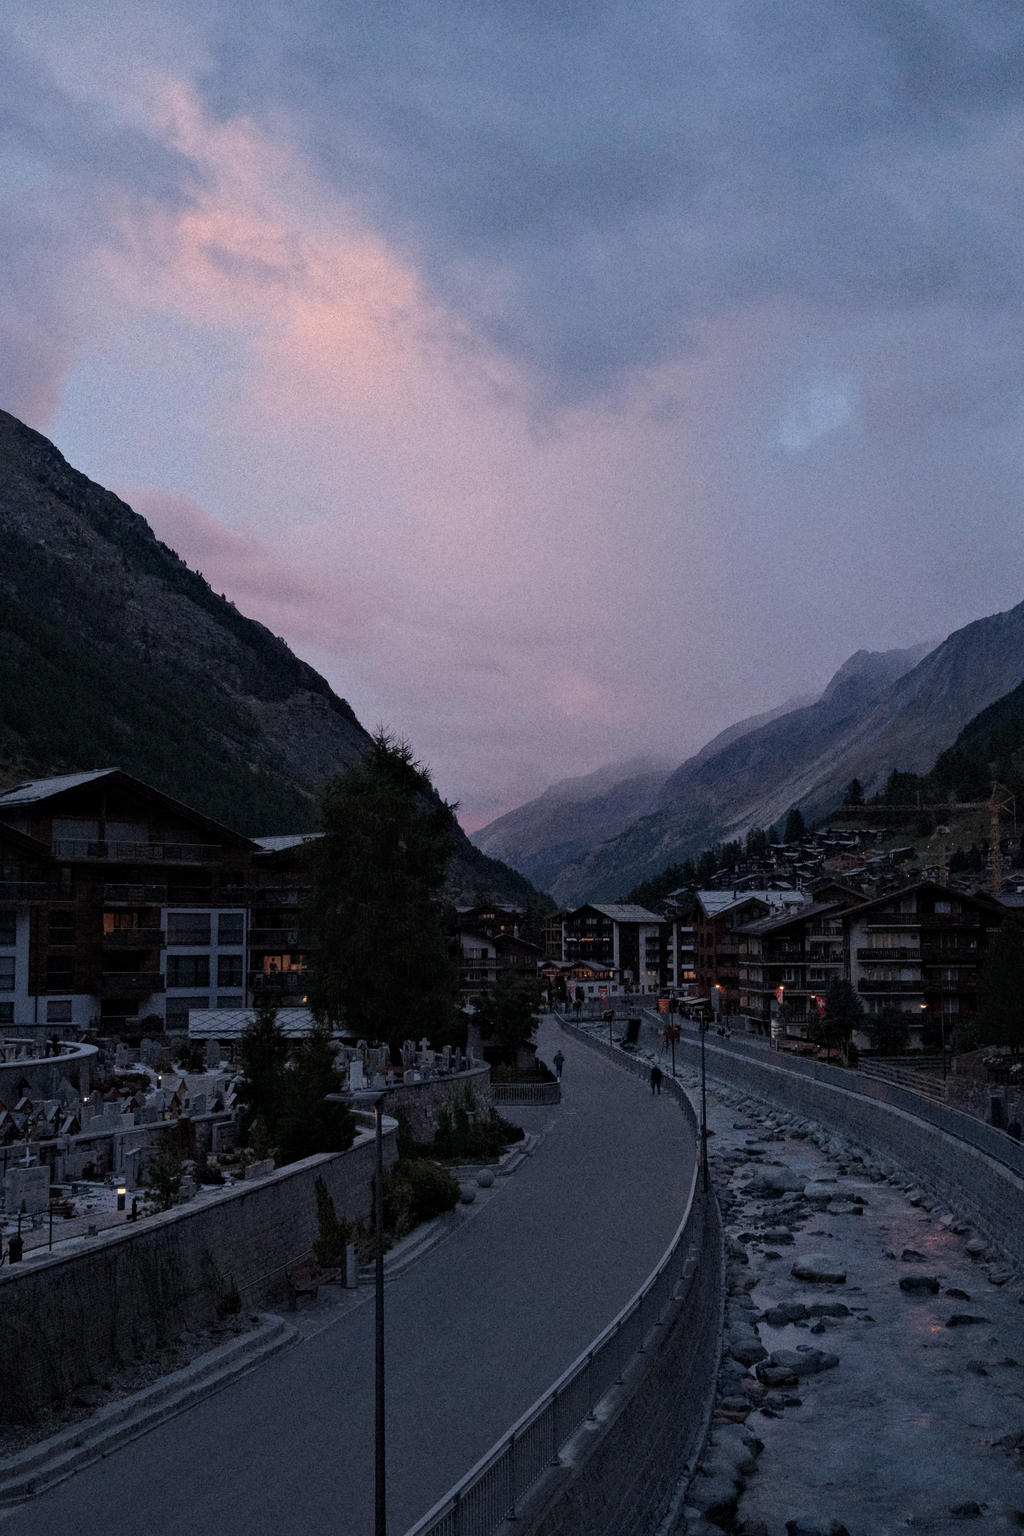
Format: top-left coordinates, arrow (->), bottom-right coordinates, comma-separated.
49,910 -> 75,945
0,1002 -> 12,1025
165,996 -> 208,1025
943,997 -> 960,1015
46,999 -> 72,1024
46,956 -> 73,987
218,912 -> 244,946
104,911 -> 139,931
217,954 -> 243,988
167,912 -> 211,945
934,901 -> 951,915
217,995 -> 243,1009
166,955 -> 210,988
0,910 -> 15,946
0,957 -> 14,991
941,967 -> 958,982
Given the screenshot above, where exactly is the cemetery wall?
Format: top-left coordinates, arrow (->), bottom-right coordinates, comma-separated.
0,1041 -> 96,1102
673,1035 -> 1024,1268
383,1064 -> 492,1142
0,1118 -> 396,1421
945,1074 -> 1024,1131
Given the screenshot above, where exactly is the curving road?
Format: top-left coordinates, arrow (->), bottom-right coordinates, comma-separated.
2,1017 -> 694,1536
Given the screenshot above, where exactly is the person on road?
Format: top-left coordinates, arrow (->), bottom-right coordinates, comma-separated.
650,1064 -> 663,1095
553,1049 -> 565,1081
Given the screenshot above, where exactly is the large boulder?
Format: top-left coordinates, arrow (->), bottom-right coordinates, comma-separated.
762,1168 -> 807,1193
766,1347 -> 839,1378
792,1253 -> 847,1284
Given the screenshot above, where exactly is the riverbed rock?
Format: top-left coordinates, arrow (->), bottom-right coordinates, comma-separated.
899,1275 -> 941,1294
766,1347 -> 839,1378
946,1314 -> 991,1327
792,1254 -> 847,1284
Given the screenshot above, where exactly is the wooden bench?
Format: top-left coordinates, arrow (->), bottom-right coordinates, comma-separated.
285,1258 -> 340,1309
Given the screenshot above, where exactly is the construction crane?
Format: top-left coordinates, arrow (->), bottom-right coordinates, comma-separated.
835,784 -> 1017,894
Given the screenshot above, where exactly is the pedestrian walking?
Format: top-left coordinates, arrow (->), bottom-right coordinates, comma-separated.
553,1049 -> 565,1081
650,1064 -> 663,1095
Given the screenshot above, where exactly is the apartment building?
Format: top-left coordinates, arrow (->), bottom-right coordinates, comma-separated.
739,886 -> 863,1032
0,770 -> 256,1035
562,903 -> 664,993
845,881 -> 1004,1043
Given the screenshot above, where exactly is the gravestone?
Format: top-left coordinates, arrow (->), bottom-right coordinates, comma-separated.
349,1058 -> 366,1092
190,1094 -> 207,1116
114,1043 -> 130,1070
244,1158 -> 275,1181
140,1039 -> 161,1067
4,1165 -> 49,1214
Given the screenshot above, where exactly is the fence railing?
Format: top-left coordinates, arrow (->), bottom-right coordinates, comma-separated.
404,1038 -> 704,1536
492,1082 -> 561,1106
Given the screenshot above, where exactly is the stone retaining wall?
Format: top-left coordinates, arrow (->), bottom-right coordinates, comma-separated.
672,1034 -> 1024,1270
383,1064 -> 492,1142
0,1119 -> 397,1421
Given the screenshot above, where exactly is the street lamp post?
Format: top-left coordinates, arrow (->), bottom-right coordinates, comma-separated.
700,1012 -> 709,1196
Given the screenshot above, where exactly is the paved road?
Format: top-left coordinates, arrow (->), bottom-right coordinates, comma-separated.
3,1018 -> 694,1536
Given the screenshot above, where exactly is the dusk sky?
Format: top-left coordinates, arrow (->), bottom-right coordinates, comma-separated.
4,3 -> 1024,830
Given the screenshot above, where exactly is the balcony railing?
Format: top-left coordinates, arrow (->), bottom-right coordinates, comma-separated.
100,972 -> 166,997
248,928 -> 318,948
857,947 -> 921,961
250,972 -> 310,995
857,979 -> 923,994
0,881 -> 49,902
53,840 -> 221,865
103,884 -> 168,904
254,887 -> 311,906
103,929 -> 166,950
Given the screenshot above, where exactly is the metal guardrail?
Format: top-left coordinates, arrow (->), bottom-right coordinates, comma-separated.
491,1082 -> 561,1106
631,1006 -> 1024,1182
404,1031 -> 704,1536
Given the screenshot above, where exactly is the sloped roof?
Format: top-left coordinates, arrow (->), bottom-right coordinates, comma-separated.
253,833 -> 323,852
696,889 -> 810,918
0,768 -> 257,849
587,903 -> 664,923
0,769 -> 114,805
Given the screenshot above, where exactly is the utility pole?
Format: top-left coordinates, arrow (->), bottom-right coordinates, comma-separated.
700,1013 -> 709,1195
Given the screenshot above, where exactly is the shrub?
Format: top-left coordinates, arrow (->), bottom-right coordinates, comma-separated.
383,1159 -> 459,1234
313,1175 -> 352,1267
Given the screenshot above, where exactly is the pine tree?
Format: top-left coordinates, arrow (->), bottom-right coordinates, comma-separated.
276,1023 -> 356,1164
843,777 -> 865,807
783,807 -> 807,842
308,730 -> 458,1052
237,994 -> 289,1143
472,970 -> 540,1054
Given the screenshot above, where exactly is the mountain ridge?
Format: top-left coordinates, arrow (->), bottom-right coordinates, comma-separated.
0,409 -> 541,909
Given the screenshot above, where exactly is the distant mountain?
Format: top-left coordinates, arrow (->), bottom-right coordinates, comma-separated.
0,409 -> 540,908
544,614 -> 1024,903
471,756 -> 675,893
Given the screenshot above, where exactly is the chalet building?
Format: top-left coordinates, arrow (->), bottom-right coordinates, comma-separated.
457,903 -> 523,939
0,822 -> 52,1031
693,889 -> 813,1012
843,881 -> 1004,1045
739,885 -> 865,1033
247,835 -> 320,1008
452,930 -> 501,1005
562,903 -> 664,993
542,909 -> 569,961
0,770 -> 255,1035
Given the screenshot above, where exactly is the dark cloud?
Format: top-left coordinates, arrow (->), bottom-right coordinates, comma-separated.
0,37 -> 201,424
197,0 -> 1024,396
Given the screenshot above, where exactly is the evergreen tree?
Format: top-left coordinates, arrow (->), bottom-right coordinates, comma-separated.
745,827 -> 769,859
767,824 -> 781,845
843,777 -> 865,807
236,995 -> 289,1143
783,806 -> 807,842
308,731 -> 458,1052
976,919 -> 1024,1054
472,970 -> 540,1054
277,1022 -> 357,1165
811,977 -> 865,1056
696,849 -> 718,883
862,1005 -> 910,1056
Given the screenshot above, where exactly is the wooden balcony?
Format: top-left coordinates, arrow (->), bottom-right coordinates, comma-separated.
857,947 -> 921,961
857,979 -> 923,995
54,839 -> 221,865
101,972 -> 166,997
103,929 -> 165,950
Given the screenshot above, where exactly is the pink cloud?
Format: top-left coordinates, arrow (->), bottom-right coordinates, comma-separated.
123,486 -> 384,650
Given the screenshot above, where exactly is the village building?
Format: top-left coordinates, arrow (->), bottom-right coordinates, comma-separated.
0,770 -> 255,1037
561,903 -> 665,993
